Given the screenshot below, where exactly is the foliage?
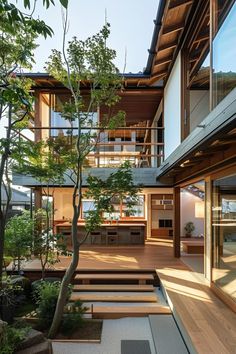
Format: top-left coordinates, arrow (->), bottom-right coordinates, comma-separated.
0,0 -> 67,281
85,161 -> 141,231
44,14 -> 140,337
0,276 -> 23,307
5,211 -> 34,271
184,221 -> 195,235
32,207 -> 70,279
0,323 -> 30,354
33,281 -> 71,330
61,300 -> 88,335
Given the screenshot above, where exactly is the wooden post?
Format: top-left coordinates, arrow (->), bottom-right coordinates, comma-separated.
173,186 -> 181,258
34,187 -> 42,210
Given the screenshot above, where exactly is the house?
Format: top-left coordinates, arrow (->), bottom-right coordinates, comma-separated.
13,0 -> 236,313
1,186 -> 31,219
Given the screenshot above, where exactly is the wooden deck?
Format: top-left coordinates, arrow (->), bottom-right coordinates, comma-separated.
21,239 -> 236,353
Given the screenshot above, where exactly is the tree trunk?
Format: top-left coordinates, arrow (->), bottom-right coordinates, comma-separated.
48,210 -> 80,338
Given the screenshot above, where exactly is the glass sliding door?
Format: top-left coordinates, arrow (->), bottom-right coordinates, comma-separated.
212,174 -> 236,302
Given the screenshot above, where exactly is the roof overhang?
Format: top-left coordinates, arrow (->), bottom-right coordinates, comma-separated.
156,87 -> 236,185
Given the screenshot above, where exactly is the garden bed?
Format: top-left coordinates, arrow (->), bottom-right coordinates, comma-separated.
53,319 -> 103,342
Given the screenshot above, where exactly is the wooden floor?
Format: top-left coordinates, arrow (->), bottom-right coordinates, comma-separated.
22,238 -> 236,353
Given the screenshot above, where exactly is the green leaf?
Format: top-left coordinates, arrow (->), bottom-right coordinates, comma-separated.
59,0 -> 68,8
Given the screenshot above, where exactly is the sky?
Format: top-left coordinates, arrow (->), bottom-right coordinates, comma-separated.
22,0 -> 159,73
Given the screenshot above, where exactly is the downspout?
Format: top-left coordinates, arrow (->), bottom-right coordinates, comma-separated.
143,0 -> 166,75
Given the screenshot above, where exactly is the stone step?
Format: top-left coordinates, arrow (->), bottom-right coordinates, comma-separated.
16,329 -> 45,351
149,315 -> 189,354
73,284 -> 155,292
70,292 -> 158,302
15,340 -> 52,354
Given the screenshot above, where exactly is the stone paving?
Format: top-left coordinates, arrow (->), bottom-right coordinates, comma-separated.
52,317 -> 156,354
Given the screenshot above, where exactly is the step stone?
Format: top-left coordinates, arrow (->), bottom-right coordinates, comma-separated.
15,340 -> 52,354
16,329 -> 45,350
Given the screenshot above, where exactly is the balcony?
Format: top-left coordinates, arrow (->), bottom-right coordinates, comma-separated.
18,125 -> 164,169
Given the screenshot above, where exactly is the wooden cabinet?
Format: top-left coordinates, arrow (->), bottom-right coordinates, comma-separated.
151,194 -> 173,238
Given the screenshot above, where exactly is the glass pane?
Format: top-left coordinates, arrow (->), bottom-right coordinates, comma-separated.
82,200 -> 95,219
122,195 -> 145,217
212,1 -> 236,107
212,174 -> 236,302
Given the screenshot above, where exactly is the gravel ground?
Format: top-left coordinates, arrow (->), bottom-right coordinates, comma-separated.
52,317 -> 156,354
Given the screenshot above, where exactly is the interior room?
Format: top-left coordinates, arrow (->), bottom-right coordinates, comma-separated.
180,181 -> 205,274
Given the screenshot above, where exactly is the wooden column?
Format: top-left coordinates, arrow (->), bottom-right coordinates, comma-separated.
34,91 -> 42,142
205,177 -> 212,282
173,186 -> 181,258
34,187 -> 42,210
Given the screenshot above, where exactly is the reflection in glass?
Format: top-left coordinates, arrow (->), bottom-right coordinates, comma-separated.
213,1 -> 236,107
212,174 -> 236,302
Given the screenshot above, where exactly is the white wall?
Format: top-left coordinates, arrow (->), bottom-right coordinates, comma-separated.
190,90 -> 210,132
164,53 -> 181,158
180,190 -> 204,237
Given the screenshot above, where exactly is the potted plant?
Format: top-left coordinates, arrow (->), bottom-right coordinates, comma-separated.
184,222 -> 195,237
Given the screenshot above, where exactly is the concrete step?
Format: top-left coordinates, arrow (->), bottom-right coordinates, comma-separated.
70,292 -> 158,302
73,284 -> 155,292
149,315 -> 189,354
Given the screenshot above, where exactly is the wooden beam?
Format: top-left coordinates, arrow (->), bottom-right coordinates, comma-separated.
163,22 -> 185,35
158,41 -> 178,52
151,68 -> 168,77
169,0 -> 193,10
149,73 -> 167,85
154,56 -> 173,68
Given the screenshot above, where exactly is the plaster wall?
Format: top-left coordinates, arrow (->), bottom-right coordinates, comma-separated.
164,53 -> 181,158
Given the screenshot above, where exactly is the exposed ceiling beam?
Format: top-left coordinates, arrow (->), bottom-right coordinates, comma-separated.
162,22 -> 185,35
151,68 -> 168,77
154,56 -> 173,67
169,0 -> 193,10
158,41 -> 178,52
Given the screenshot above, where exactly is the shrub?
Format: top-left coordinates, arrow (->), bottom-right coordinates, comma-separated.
33,281 -> 61,330
0,323 -> 30,354
33,281 -> 72,330
61,300 -> 89,335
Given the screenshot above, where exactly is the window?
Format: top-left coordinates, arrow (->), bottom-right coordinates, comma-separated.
82,200 -> 95,219
212,1 -> 236,107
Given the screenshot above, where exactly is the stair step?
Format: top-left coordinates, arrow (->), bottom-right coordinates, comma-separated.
73,284 -> 155,292
91,305 -> 171,319
70,292 -> 158,302
74,273 -> 154,284
149,315 -> 189,354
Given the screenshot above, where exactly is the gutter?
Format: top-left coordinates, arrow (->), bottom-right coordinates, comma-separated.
143,0 -> 166,75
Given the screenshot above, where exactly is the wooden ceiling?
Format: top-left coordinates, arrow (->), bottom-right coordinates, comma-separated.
100,90 -> 162,124
162,125 -> 236,185
150,0 -> 194,84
